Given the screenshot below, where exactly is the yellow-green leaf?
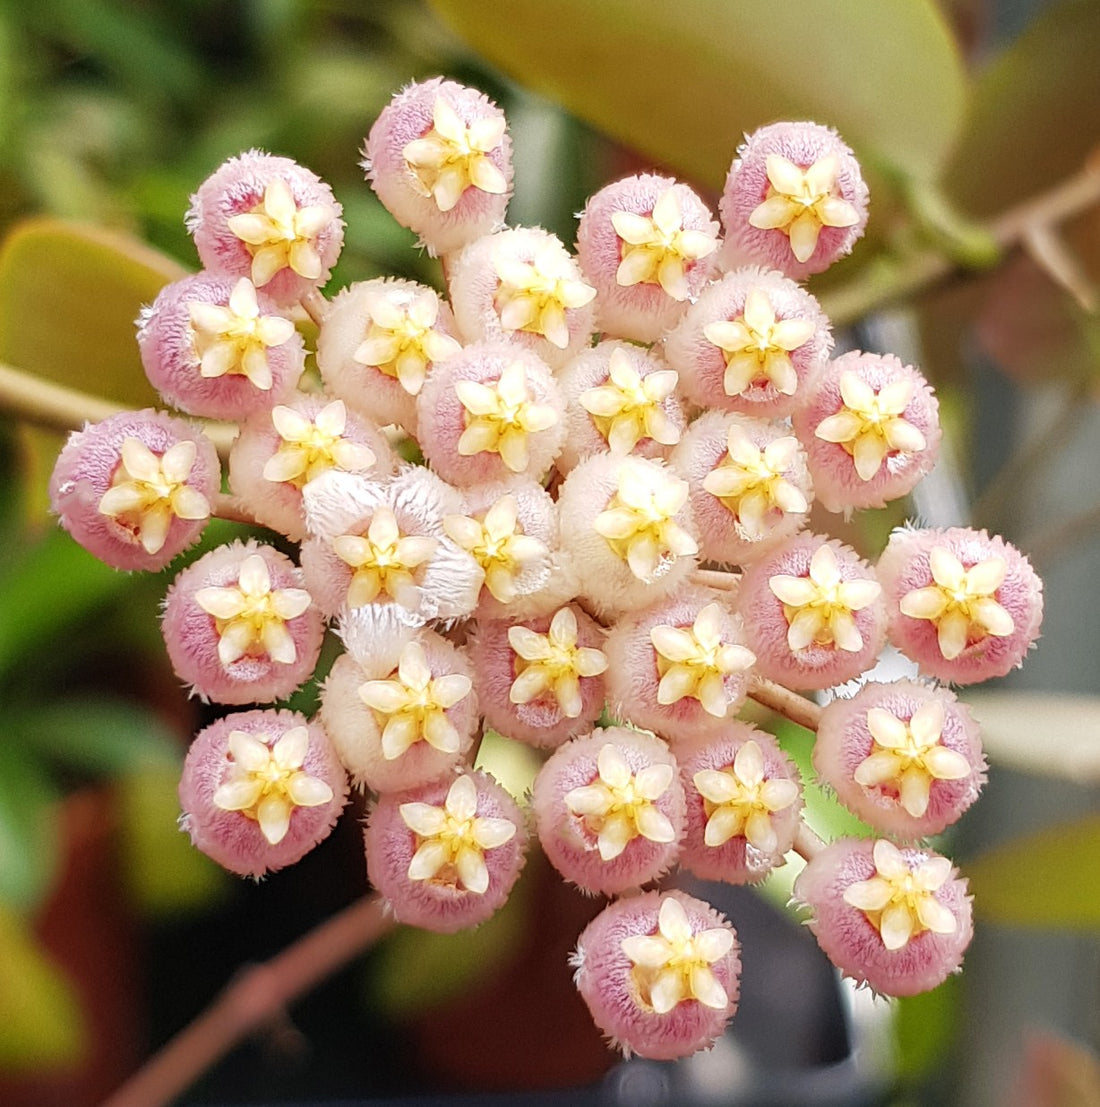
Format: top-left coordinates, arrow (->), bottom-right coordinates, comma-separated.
943,0 -> 1100,215
429,0 -> 967,186
0,903 -> 84,1069
967,814 -> 1100,929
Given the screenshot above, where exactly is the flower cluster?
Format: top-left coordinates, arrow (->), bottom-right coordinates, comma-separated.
48,78 -> 1043,1062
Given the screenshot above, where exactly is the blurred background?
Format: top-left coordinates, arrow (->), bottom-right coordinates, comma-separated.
0,0 -> 1098,1104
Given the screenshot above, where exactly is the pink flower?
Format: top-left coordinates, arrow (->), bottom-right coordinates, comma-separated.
814,681 -> 984,838
364,771 -> 527,932
603,588 -> 755,746
447,227 -> 596,369
162,540 -> 324,705
532,728 -> 684,895
321,629 -> 478,793
738,534 -> 886,690
229,395 -> 393,542
179,709 -> 348,876
363,78 -> 513,256
678,723 -> 802,883
470,605 -> 608,749
556,341 -> 685,472
49,409 -> 219,572
662,268 -> 832,419
316,278 -> 463,434
793,838 -> 972,996
576,174 -> 720,342
669,409 -> 813,566
719,122 -> 868,280
877,527 -> 1043,683
186,151 -> 344,304
137,273 -> 304,420
792,351 -> 941,512
415,342 -> 566,487
572,891 -> 740,1059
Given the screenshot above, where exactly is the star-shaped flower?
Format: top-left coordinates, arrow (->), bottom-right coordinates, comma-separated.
353,287 -> 461,396
194,553 -> 313,665
703,288 -> 816,398
226,180 -> 336,286
262,400 -> 376,487
702,426 -> 807,539
814,371 -> 927,481
854,701 -> 971,818
402,96 -> 508,213
358,640 -> 473,760
650,603 -> 756,718
492,240 -> 596,349
611,188 -> 717,300
454,361 -> 559,473
843,840 -> 958,951
98,437 -> 210,554
748,154 -> 860,263
212,726 -> 334,845
579,348 -> 680,454
768,544 -> 881,653
188,277 -> 296,390
332,505 -> 438,610
399,775 -> 517,894
508,607 -> 608,718
898,547 -> 1015,661
693,740 -> 799,852
620,896 -> 735,1013
564,743 -> 676,861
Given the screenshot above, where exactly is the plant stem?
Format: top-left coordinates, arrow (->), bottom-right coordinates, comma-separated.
748,677 -> 822,732
101,893 -> 394,1107
793,821 -> 826,862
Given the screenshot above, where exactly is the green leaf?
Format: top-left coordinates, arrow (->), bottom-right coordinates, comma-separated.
6,700 -> 179,778
893,974 -> 960,1080
115,766 -> 226,916
0,218 -> 184,404
966,814 -> 1100,929
0,903 -> 83,1069
0,740 -> 59,911
962,691 -> 1100,783
370,858 -> 531,1016
428,0 -> 967,185
943,0 -> 1100,215
0,529 -> 131,678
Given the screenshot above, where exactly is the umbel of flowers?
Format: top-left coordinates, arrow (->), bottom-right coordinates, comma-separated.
48,76 -> 1043,1061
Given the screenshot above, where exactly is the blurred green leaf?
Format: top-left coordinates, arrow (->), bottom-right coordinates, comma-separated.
429,0 -> 967,186
6,700 -> 179,778
0,739 -> 59,910
962,691 -> 1100,783
116,766 -> 226,916
0,218 -> 184,402
943,0 -> 1100,215
371,857 -> 531,1015
0,902 -> 83,1069
0,530 -> 131,677
967,814 -> 1100,929
894,974 -> 960,1080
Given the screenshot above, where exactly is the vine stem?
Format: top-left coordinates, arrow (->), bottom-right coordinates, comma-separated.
101,893 -> 394,1107
748,676 -> 822,733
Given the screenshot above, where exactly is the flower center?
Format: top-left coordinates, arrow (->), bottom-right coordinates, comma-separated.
331,506 -> 438,610
194,553 -> 312,666
492,241 -> 596,349
508,607 -> 608,718
263,400 -> 376,487
579,348 -> 680,454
